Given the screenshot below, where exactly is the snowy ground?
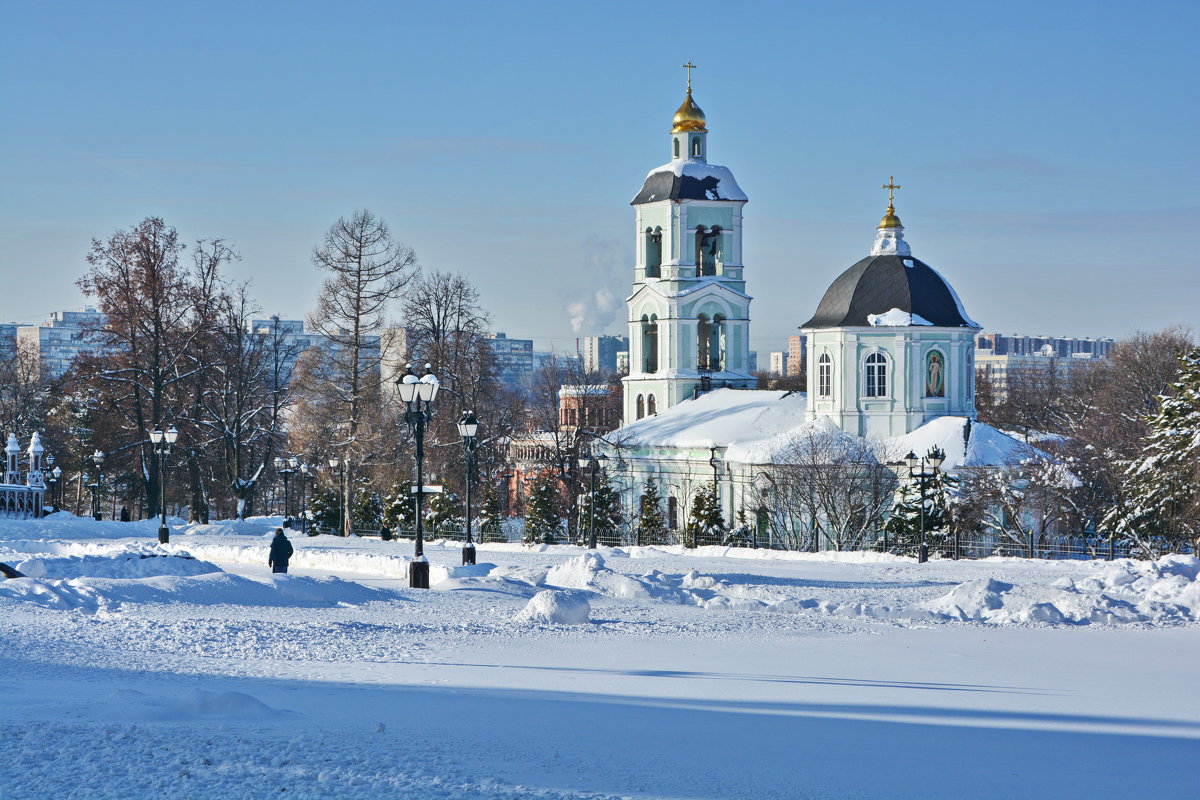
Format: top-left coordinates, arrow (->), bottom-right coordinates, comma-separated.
3,515 -> 1198,799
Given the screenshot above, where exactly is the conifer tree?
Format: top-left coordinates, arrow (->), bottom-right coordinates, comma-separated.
524,472 -> 562,545
352,487 -> 383,532
577,475 -> 623,545
1104,347 -> 1200,554
382,481 -> 416,534
637,482 -> 668,546
683,484 -> 724,548
478,484 -> 505,543
426,490 -> 463,537
308,484 -> 340,534
884,466 -> 955,556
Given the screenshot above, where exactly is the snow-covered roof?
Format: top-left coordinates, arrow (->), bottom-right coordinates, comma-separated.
631,159 -> 747,205
888,416 -> 1042,470
613,389 -> 1036,469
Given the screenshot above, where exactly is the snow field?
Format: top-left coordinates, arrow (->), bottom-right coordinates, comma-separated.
4,516 -> 1199,799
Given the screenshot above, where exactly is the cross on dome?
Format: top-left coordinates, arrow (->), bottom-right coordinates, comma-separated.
682,61 -> 697,92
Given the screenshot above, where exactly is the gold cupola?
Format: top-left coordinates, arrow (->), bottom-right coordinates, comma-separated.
671,89 -> 707,133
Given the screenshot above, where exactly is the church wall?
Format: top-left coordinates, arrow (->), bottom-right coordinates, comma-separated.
804,327 -> 977,438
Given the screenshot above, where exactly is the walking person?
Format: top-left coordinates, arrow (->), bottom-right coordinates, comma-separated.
268,528 -> 294,574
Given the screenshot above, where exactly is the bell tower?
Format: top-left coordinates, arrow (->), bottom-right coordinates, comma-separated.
622,64 -> 755,425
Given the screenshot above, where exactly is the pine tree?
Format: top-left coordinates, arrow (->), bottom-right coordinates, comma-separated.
577,476 -> 623,545
683,484 -> 724,548
478,484 -> 505,543
381,481 -> 415,534
352,487 -> 383,532
1104,347 -> 1200,554
426,490 -> 463,538
524,472 -> 562,545
884,468 -> 955,556
637,482 -> 668,545
308,485 -> 340,534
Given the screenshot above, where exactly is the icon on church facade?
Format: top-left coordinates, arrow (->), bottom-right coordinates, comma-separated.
925,351 -> 945,397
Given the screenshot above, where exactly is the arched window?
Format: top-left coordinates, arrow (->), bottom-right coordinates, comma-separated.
696,225 -> 719,276
865,352 -> 888,397
636,394 -> 645,420
818,352 -> 832,397
697,314 -> 711,370
711,313 -> 725,370
643,315 -> 659,373
691,136 -> 701,157
673,138 -> 680,159
647,395 -> 657,415
645,227 -> 662,277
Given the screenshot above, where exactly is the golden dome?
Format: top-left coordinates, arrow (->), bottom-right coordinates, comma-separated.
671,90 -> 707,133
878,203 -> 903,229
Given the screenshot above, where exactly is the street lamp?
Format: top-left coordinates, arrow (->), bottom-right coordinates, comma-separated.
396,363 -> 440,588
275,456 -> 297,528
298,463 -> 312,533
48,465 -> 62,512
578,452 -> 609,549
903,446 -> 945,564
89,450 -> 105,521
148,427 -> 179,543
456,410 -> 480,566
328,457 -> 346,535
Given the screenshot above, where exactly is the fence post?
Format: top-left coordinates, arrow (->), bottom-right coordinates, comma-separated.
1027,532 -> 1034,559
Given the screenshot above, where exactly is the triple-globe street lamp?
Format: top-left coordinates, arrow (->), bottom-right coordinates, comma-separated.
396,364 -> 440,589
903,446 -> 946,564
456,411 -> 480,566
327,456 -> 346,535
149,426 -> 179,543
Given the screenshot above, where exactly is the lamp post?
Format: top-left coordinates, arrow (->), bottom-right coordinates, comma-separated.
89,450 -> 105,521
903,446 -> 945,564
298,463 -> 311,534
578,453 -> 609,549
456,410 -> 480,565
149,427 -> 179,543
396,363 -> 440,588
327,457 -> 344,535
45,453 -> 58,512
275,456 -> 297,527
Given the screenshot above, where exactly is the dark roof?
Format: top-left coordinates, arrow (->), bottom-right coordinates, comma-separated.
631,164 -> 747,205
800,254 -> 977,329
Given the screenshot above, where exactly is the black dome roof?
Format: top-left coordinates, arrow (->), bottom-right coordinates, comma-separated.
801,254 -> 977,329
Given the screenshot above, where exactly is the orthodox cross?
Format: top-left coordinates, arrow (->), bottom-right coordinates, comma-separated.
882,176 -> 901,206
682,61 -> 697,92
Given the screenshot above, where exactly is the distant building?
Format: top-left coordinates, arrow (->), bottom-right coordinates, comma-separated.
558,384 -> 622,434
487,332 -> 535,388
975,332 -> 1113,360
615,351 -> 630,374
248,317 -> 382,389
787,334 -> 806,376
580,335 -> 630,374
975,352 -> 1100,400
747,351 -> 758,373
768,352 -> 789,376
17,308 -> 109,378
0,324 -> 17,355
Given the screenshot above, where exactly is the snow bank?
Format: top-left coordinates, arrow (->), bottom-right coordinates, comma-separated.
13,543 -> 221,580
514,590 -> 591,625
921,555 -> 1200,625
0,572 -> 397,613
545,552 -> 659,599
168,540 -> 411,578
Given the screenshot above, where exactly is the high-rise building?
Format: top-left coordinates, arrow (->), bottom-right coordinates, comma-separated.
581,335 -> 629,374
17,308 -> 109,378
487,332 -> 535,388
787,334 -> 807,376
975,332 -> 1113,359
768,352 -> 789,376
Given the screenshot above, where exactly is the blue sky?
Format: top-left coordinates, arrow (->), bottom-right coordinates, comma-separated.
2,0 -> 1196,354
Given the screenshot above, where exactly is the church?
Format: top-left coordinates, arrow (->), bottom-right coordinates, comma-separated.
606,72 -> 1033,542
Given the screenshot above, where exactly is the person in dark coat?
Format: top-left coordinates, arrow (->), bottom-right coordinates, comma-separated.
268,528 -> 294,574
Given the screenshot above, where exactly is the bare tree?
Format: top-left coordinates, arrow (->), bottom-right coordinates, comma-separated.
771,427 -> 896,551
307,210 -> 417,534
